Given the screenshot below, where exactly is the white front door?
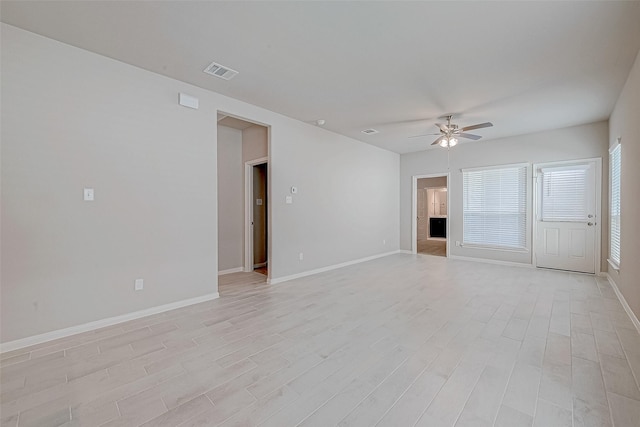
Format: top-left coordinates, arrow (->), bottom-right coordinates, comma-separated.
417,189 -> 428,241
535,161 -> 597,273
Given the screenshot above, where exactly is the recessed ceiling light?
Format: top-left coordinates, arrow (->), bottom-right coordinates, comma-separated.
361,128 -> 379,135
203,61 -> 238,80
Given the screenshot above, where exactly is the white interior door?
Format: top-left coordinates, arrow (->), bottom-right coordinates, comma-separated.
417,189 -> 428,241
535,161 -> 597,273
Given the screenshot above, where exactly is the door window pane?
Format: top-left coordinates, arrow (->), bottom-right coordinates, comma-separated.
541,165 -> 589,222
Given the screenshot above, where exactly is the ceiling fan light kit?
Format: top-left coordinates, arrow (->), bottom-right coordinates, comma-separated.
439,137 -> 458,148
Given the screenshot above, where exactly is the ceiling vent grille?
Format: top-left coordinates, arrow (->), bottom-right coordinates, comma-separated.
361,128 -> 379,135
203,61 -> 239,80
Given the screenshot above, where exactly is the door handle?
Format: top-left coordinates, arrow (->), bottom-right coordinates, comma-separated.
588,214 -> 593,218
587,222 -> 593,226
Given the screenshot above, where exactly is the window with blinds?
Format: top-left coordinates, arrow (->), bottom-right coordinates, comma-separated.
540,165 -> 589,222
463,164 -> 527,249
610,144 -> 621,267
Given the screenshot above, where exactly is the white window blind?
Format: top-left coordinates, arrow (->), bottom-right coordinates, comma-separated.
463,165 -> 527,249
541,166 -> 589,222
610,144 -> 621,267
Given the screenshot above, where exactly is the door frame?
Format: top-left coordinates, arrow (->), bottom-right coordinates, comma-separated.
244,157 -> 269,272
412,173 -> 450,256
532,157 -> 602,274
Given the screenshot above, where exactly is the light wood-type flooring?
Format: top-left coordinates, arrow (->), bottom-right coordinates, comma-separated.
417,239 -> 447,257
253,267 -> 268,277
2,254 -> 640,426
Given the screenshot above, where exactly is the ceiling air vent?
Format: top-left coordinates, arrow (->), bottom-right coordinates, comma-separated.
203,61 -> 239,80
361,128 -> 379,135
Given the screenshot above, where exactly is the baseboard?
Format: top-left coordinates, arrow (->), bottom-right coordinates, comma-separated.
399,249 -> 413,254
253,262 -> 267,268
218,267 -> 243,275
0,292 -> 220,354
267,250 -> 401,285
448,254 -> 534,269
604,272 -> 640,334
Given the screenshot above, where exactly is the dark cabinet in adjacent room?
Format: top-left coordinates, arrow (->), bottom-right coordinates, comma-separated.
430,217 -> 446,238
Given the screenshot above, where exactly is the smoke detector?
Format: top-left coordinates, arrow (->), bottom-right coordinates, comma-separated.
361,128 -> 379,135
203,61 -> 239,80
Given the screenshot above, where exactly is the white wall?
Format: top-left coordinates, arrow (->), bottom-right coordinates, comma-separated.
401,121 -> 609,266
1,25 -> 220,344
270,120 -> 400,278
0,24 -> 400,344
217,125 -> 243,272
608,50 -> 640,321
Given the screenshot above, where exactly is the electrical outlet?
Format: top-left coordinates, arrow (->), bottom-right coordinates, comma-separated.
299,252 -> 304,261
383,239 -> 386,245
134,278 -> 144,291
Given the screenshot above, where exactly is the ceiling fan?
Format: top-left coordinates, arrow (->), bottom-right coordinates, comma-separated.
410,115 -> 493,148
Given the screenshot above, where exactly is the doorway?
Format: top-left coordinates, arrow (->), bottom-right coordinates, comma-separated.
412,174 -> 449,257
249,162 -> 268,275
534,159 -> 601,274
217,112 -> 270,281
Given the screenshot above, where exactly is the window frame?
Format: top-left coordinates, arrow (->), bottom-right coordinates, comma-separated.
462,162 -> 530,252
609,141 -> 621,270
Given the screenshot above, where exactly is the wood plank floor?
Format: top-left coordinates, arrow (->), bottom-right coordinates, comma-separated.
2,254 -> 640,426
417,239 -> 446,257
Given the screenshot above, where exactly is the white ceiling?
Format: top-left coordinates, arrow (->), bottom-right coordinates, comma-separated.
2,1 -> 639,154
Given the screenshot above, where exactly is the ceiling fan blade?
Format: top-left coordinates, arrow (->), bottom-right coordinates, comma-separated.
460,122 -> 493,132
458,133 -> 482,140
409,133 -> 441,139
431,136 -> 445,146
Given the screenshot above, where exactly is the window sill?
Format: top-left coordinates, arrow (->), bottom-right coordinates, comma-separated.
607,259 -> 620,272
461,243 -> 530,253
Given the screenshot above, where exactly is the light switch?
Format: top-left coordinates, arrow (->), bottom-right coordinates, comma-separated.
256,198 -> 263,205
286,196 -> 293,204
134,278 -> 144,291
83,188 -> 94,201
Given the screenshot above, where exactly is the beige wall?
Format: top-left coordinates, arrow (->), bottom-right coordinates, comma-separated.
1,24 -> 400,345
417,176 -> 447,189
242,125 -> 268,163
401,121 -> 610,267
217,125 -> 243,272
608,50 -> 640,320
